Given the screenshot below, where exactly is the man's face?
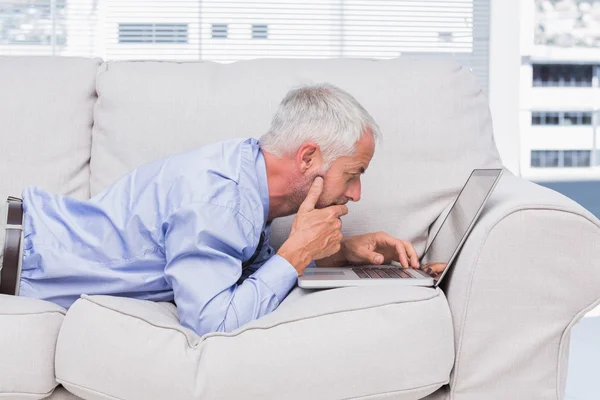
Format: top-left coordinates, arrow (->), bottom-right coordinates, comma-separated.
294,133 -> 375,209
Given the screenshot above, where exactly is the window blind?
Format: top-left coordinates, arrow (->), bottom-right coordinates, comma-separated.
0,0 -> 490,90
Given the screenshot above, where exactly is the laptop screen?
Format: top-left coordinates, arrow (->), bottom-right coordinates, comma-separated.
420,169 -> 503,283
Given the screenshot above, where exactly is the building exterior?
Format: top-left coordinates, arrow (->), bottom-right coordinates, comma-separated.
520,0 -> 600,182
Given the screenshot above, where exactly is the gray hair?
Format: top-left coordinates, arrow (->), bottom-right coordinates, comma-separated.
259,83 -> 381,170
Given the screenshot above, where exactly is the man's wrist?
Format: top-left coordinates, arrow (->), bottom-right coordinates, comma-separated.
314,240 -> 348,268
276,245 -> 312,274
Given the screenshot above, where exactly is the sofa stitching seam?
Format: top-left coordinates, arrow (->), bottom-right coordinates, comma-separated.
0,387 -> 55,397
78,297 -> 197,347
79,291 -> 440,348
56,378 -> 122,400
0,310 -> 65,317
200,290 -> 441,342
341,379 -> 447,399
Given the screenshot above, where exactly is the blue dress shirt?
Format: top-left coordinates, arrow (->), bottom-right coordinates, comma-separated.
18,138 -> 300,336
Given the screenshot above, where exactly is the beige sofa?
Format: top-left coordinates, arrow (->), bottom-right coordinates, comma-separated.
0,56 -> 599,400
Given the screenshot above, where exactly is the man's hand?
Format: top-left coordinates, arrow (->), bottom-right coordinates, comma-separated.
341,232 -> 420,268
277,177 -> 348,275
420,262 -> 447,279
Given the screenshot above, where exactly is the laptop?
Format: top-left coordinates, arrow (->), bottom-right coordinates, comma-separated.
298,168 -> 503,289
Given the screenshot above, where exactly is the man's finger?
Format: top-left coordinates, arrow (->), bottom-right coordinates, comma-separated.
366,251 -> 384,265
404,241 -> 420,268
429,262 -> 446,274
298,176 -> 323,213
376,232 -> 412,268
395,243 -> 410,268
329,204 -> 349,218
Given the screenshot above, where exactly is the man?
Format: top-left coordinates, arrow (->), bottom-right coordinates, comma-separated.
0,83 -> 420,337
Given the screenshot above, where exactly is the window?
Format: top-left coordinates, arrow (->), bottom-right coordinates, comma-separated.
544,150 -> 559,167
563,151 -> 575,167
252,24 -> 268,40
531,151 -> 542,168
531,150 -> 559,168
0,1 -> 66,47
211,24 -> 228,39
532,64 -> 593,87
564,150 -> 591,168
562,112 -> 579,125
531,111 -> 593,126
118,24 -> 188,44
545,112 -> 559,125
0,0 -> 492,91
531,150 -> 591,168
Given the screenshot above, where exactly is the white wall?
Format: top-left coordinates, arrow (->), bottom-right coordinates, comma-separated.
530,88 -> 599,109
527,127 -> 596,150
488,0 -> 522,176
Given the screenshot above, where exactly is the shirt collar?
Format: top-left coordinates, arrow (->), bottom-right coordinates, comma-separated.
255,147 -> 270,227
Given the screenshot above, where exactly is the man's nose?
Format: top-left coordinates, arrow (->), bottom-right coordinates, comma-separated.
345,180 -> 361,202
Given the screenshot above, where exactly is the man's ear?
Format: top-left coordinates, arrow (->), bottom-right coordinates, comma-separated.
296,143 -> 322,173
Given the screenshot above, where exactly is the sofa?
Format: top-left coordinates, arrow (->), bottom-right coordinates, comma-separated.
0,56 -> 599,400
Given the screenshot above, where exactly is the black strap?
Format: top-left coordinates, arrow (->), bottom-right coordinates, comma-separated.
242,232 -> 265,269
0,197 -> 23,296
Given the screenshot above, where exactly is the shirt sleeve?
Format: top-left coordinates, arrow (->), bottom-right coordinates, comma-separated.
163,202 -> 298,336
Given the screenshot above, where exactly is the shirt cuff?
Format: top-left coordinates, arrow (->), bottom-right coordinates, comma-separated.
251,254 -> 299,302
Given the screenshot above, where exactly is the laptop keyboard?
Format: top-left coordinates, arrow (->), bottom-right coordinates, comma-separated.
352,267 -> 416,279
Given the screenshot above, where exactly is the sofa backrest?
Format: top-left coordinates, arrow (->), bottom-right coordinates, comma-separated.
0,56 -> 503,254
91,58 -> 502,253
0,56 -> 101,201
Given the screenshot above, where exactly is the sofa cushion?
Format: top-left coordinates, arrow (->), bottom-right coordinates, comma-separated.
55,286 -> 454,400
90,58 -> 503,256
0,295 -> 66,399
0,56 -> 101,201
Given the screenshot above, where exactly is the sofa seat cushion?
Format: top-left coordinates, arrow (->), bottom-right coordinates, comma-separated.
55,286 -> 454,400
0,295 -> 66,399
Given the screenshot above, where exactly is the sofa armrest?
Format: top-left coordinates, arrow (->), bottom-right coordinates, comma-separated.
431,172 -> 600,400
55,286 -> 453,400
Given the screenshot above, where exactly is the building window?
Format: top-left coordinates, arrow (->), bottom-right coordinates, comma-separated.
533,112 -> 560,125
531,150 -> 560,167
563,112 -> 579,125
532,64 -> 593,87
564,150 -> 591,167
531,151 -> 542,167
118,23 -> 188,44
546,112 -> 560,125
252,24 -> 268,39
531,150 -> 591,168
531,111 -> 593,126
544,150 -> 560,167
212,24 -> 228,39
